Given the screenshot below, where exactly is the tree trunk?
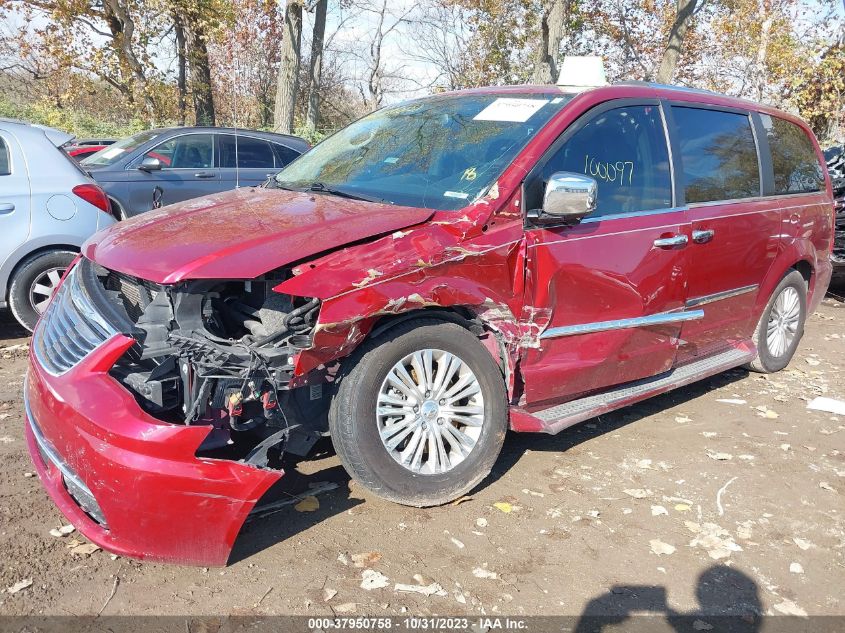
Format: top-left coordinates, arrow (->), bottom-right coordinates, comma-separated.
532,0 -> 568,84
305,0 -> 327,131
655,0 -> 700,84
174,13 -> 187,126
101,0 -> 156,119
753,1 -> 774,102
187,23 -> 215,126
274,0 -> 303,134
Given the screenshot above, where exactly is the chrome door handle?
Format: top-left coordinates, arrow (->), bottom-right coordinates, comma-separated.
692,229 -> 715,244
194,171 -> 215,179
653,234 -> 689,248
0,203 -> 15,214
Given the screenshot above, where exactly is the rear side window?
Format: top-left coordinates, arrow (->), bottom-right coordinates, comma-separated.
219,135 -> 277,169
0,136 -> 10,175
273,143 -> 301,167
540,104 -> 673,217
672,107 -> 760,203
761,114 -> 824,194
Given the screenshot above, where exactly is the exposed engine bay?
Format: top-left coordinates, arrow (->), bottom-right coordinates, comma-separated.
93,261 -> 326,469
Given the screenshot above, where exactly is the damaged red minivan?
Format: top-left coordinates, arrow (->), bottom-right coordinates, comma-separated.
25,82 -> 834,565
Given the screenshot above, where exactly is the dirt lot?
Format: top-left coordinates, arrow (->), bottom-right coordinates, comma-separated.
0,295 -> 843,623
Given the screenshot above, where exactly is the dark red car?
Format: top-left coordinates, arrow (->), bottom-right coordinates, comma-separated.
25,83 -> 834,566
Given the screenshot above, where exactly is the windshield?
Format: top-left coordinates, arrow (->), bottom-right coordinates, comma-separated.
81,130 -> 161,167
274,93 -> 571,210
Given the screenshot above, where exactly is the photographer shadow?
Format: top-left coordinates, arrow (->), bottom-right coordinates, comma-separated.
574,566 -> 762,633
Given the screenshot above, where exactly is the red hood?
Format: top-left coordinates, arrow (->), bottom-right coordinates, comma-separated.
83,188 -> 433,284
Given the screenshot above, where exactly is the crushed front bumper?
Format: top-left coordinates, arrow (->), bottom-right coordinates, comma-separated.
25,335 -> 282,566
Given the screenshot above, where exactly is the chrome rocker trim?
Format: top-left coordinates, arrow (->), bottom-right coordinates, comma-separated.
686,284 -> 758,308
539,309 -> 705,340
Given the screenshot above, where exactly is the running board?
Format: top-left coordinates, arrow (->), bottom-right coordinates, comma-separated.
529,345 -> 755,435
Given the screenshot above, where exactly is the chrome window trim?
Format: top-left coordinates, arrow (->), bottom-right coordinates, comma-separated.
580,206 -> 686,224
539,309 -> 704,340
686,284 -> 758,308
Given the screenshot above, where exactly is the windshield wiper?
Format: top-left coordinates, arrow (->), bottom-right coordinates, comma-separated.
309,182 -> 388,204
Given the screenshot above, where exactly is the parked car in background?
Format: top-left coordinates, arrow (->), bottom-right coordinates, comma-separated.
64,138 -> 117,162
80,127 -> 309,219
0,120 -> 115,330
826,145 -> 844,282
25,83 -> 833,565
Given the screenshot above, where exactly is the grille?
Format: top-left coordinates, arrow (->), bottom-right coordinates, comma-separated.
33,263 -> 118,375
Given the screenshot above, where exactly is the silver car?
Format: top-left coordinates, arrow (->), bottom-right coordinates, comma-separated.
0,119 -> 116,330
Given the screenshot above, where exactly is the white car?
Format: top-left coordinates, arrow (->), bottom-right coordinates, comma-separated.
0,119 -> 116,330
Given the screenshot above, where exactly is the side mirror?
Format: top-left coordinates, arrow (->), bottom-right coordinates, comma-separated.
138,156 -> 162,172
532,172 -> 597,225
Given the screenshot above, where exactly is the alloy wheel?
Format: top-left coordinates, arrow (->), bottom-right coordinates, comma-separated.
376,349 -> 484,475
29,267 -> 66,314
766,286 -> 801,358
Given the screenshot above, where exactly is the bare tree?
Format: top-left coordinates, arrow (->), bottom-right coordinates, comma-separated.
401,2 -> 473,90
274,0 -> 304,133
655,0 -> 702,83
531,0 -> 572,84
305,0 -> 328,130
345,0 -> 414,110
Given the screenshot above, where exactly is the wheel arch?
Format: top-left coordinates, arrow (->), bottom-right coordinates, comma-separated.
1,241 -> 81,305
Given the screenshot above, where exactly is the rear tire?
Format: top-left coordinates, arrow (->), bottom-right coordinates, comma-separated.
8,250 -> 76,332
328,319 -> 508,507
748,270 -> 807,373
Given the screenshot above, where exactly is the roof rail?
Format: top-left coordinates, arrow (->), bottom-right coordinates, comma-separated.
614,80 -> 722,97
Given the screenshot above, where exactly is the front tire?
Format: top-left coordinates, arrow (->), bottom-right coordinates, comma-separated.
748,269 -> 807,373
328,319 -> 508,507
8,250 -> 76,332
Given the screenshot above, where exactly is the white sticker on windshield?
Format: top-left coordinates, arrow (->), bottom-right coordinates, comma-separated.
100,147 -> 125,159
473,98 -> 549,123
444,191 -> 470,199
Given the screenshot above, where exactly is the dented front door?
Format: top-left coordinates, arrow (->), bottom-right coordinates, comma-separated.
518,101 -> 694,407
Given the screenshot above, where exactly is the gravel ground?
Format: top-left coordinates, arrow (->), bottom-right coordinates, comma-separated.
0,295 -> 843,623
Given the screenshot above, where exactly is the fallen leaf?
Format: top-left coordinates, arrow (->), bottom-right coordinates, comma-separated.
360,569 -> 389,590
819,482 -> 835,492
706,451 -> 733,461
476,518 -> 488,528
774,599 -> 807,617
793,537 -> 814,550
7,579 -> 32,594
334,602 -> 357,614
649,539 -> 676,556
70,543 -> 100,556
49,524 -> 75,538
651,505 -> 669,517
472,567 -> 498,579
493,502 -> 512,513
323,588 -> 337,602
623,488 -> 653,499
394,582 -> 447,597
450,496 -> 472,506
674,503 -> 691,512
675,415 -> 692,424
294,496 -> 319,512
450,537 -> 465,549
351,552 -> 382,568
789,562 -> 804,574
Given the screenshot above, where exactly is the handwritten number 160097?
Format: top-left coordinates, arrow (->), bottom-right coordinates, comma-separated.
584,155 -> 634,186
